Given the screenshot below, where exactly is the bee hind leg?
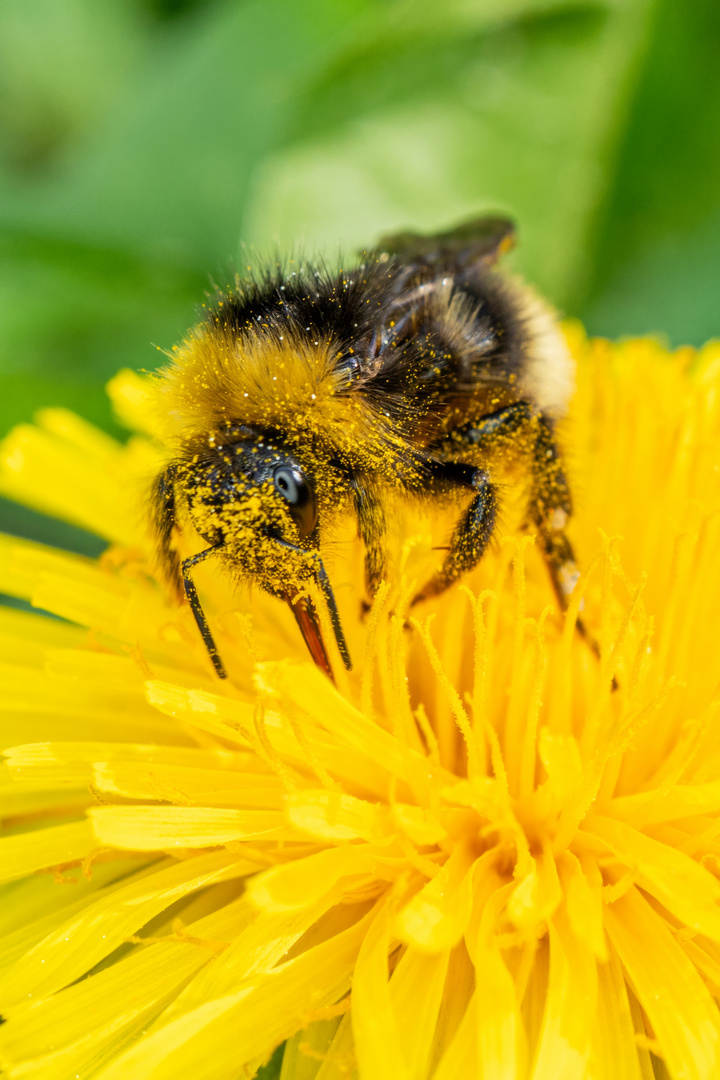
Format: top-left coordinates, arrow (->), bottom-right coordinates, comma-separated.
527,415 -> 605,664
526,414 -> 582,620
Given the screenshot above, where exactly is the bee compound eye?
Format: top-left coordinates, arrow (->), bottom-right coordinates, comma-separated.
273,466 -> 302,504
273,464 -> 317,536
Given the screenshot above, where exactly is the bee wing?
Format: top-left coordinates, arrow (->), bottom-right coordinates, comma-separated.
375,215 -> 515,272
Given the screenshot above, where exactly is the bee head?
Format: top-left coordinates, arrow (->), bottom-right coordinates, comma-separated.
179,433 -> 350,676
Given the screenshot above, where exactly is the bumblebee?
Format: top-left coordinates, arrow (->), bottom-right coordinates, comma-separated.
151,217 -> 577,680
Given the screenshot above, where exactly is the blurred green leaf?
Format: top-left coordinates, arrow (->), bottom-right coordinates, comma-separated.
581,0 -> 720,343
0,371 -> 126,441
255,1043 -> 284,1080
0,0 -> 378,437
243,0 -> 653,307
0,495 -> 106,555
0,0 -> 140,174
0,0 -> 374,264
0,0 -> 718,454
0,230 -> 206,379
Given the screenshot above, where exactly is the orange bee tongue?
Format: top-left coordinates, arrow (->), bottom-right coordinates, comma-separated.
284,589 -> 334,680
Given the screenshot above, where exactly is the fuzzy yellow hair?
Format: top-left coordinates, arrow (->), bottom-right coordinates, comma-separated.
152,324 -> 407,474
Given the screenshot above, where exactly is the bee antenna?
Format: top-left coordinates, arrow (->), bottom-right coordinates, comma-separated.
314,557 -> 353,671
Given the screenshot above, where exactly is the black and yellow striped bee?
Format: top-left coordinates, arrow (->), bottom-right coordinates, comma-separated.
151,217 -> 577,680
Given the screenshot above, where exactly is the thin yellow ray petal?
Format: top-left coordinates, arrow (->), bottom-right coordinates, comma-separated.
395,844 -> 474,953
0,851 -> 256,1010
0,858 -> 152,976
0,771 -> 89,821
145,680 -> 422,801
611,782 -> 720,828
1,671 -> 192,747
145,681 -> 257,748
0,417 -> 142,545
32,571 -> 158,644
0,889 -> 253,1075
287,790 -> 389,843
507,847 -> 562,934
257,661 -> 442,788
0,533 -> 103,603
106,370 -> 158,435
42,647 -> 205,692
4,741 -> 257,788
589,947 -> 653,1080
390,802 -> 446,847
351,901 -> 407,1080
587,814 -> 720,941
430,993 -> 477,1080
247,846 -> 378,914
164,894 -> 362,1016
604,886 -> 720,1080
93,903 -> 376,1080
89,805 -> 291,850
313,1013 -> 356,1080
537,727 -> 584,803
0,893 -> 254,1080
468,881 -> 524,1080
558,852 -> 607,961
0,605 -> 87,665
93,761 -> 283,808
530,902 -> 597,1080
279,1017 -> 344,1080
389,947 -> 449,1080
0,543 -> 187,673
0,819 -> 96,885
675,935 -> 720,1001
424,939 -> 474,1075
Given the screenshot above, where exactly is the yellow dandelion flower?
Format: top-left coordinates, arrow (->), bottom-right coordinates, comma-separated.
1,327 -> 720,1080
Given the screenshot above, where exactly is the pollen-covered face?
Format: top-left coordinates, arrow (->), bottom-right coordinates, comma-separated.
179,440 -> 317,575
173,435 -> 350,676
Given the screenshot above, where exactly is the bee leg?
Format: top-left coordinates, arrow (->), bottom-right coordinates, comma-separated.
182,546 -> 227,679
526,415 -> 587,628
412,402 -> 534,602
426,402 -> 581,612
351,478 -> 387,603
526,416 -> 612,673
434,401 -> 533,451
151,465 -> 182,597
413,464 -> 498,603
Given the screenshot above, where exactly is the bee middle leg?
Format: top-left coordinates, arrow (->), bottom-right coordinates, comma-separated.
413,463 -> 498,603
418,402 -> 581,618
182,545 -> 228,679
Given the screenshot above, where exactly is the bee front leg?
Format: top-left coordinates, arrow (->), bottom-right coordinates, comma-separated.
413,464 -> 498,603
151,464 -> 182,597
351,478 -> 387,601
182,545 -> 227,679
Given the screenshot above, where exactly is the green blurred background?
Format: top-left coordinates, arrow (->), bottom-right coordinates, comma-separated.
1,0 -> 719,442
